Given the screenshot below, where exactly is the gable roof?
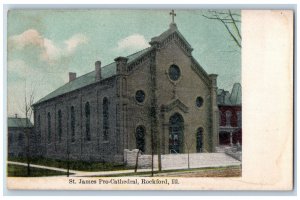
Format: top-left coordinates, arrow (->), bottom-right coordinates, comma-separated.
8,117 -> 33,128
150,23 -> 193,51
34,47 -> 152,105
230,83 -> 242,105
151,23 -> 210,84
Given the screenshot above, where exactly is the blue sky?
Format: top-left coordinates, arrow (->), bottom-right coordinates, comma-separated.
7,9 -> 241,117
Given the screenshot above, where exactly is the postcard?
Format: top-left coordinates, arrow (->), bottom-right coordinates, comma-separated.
6,9 -> 293,190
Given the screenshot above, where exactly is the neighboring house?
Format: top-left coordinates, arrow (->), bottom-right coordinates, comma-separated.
8,116 -> 33,158
217,83 -> 242,146
32,18 -> 219,163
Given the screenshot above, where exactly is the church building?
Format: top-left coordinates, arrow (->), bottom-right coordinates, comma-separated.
32,11 -> 219,163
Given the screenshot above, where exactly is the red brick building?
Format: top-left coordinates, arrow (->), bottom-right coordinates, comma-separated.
217,83 -> 242,146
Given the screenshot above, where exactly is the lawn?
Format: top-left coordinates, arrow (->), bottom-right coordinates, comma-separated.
7,164 -> 70,177
92,165 -> 242,177
156,165 -> 242,177
8,157 -> 132,172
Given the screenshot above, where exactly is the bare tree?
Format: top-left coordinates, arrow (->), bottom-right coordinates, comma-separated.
22,82 -> 35,176
202,10 -> 241,49
183,133 -> 194,169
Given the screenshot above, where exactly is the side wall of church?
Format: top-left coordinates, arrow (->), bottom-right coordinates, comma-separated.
155,39 -> 213,153
33,77 -> 123,163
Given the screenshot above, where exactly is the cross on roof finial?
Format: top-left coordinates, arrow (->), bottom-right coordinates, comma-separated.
170,10 -> 176,23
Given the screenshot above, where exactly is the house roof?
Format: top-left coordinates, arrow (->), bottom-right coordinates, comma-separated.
217,83 -> 242,106
34,47 -> 153,105
8,117 -> 33,128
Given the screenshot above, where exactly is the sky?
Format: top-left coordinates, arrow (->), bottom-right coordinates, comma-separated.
7,9 -> 241,118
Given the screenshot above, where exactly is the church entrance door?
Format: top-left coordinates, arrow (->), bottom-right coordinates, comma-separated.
169,113 -> 184,154
136,126 -> 145,153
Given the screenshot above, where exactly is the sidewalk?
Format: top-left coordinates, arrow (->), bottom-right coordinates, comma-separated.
7,161 -> 147,177
8,159 -> 240,177
7,161 -> 80,174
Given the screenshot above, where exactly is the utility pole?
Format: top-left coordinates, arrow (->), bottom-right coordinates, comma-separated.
151,127 -> 154,177
66,105 -> 70,177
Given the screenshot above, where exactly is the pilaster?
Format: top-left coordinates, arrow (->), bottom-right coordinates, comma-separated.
114,57 -> 128,153
209,74 -> 219,152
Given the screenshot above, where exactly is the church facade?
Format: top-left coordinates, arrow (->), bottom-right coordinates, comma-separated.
32,21 -> 219,163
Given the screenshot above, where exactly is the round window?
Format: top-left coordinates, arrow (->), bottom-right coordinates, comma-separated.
135,90 -> 146,103
196,96 -> 204,107
168,64 -> 181,81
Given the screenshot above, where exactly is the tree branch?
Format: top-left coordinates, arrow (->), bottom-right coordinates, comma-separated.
202,14 -> 240,23
207,10 -> 240,16
229,10 -> 242,39
202,10 -> 241,48
219,18 -> 241,48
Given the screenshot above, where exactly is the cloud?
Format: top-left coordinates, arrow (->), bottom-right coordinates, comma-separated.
9,29 -> 88,63
64,34 -> 88,54
8,29 -> 43,49
40,38 -> 61,61
114,34 -> 149,53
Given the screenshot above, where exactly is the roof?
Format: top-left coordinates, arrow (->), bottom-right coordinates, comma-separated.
150,23 -> 192,50
34,22 -> 207,106
34,47 -> 153,105
217,83 -> 242,106
230,83 -> 242,105
8,117 -> 33,128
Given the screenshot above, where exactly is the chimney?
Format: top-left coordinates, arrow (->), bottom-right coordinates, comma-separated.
114,57 -> 128,75
95,61 -> 102,81
69,72 -> 76,82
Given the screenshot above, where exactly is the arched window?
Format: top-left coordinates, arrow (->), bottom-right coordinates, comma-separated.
18,133 -> 24,146
47,112 -> 51,143
58,110 -> 62,142
37,115 -> 41,140
70,106 -> 75,142
196,127 -> 203,153
136,126 -> 145,152
225,110 -> 232,127
8,133 -> 12,144
85,102 -> 91,141
169,113 -> 184,153
103,98 -> 109,141
237,111 -> 241,127
168,64 -> 181,81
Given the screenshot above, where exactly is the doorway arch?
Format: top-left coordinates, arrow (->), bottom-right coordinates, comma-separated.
136,126 -> 145,153
169,113 -> 184,153
196,127 -> 203,152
